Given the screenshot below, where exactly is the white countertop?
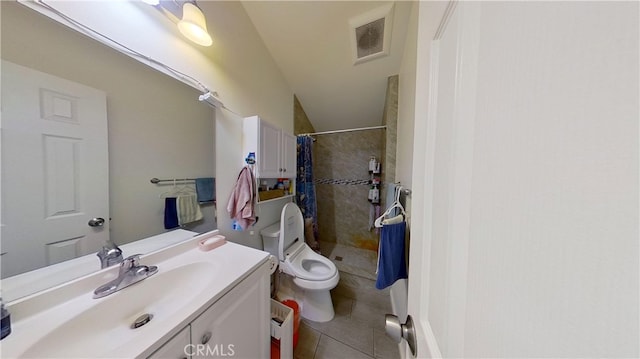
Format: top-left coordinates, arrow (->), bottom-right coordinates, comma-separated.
1,229 -> 198,302
0,230 -> 269,358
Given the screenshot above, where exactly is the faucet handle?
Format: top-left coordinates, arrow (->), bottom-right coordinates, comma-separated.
119,254 -> 142,273
97,245 -> 123,269
124,254 -> 142,264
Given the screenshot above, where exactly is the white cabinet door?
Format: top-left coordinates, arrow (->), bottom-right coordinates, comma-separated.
280,131 -> 297,178
148,325 -> 191,359
190,266 -> 270,359
258,120 -> 282,178
244,116 -> 297,181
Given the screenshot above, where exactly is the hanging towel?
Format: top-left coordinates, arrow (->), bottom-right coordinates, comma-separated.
164,197 -> 179,229
195,177 -> 216,203
226,166 -> 256,230
376,221 -> 408,290
177,194 -> 204,225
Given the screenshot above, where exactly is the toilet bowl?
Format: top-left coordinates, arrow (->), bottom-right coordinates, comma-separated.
260,203 -> 339,322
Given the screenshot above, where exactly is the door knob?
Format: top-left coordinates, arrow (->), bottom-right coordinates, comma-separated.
385,314 -> 417,356
201,331 -> 212,344
88,217 -> 105,227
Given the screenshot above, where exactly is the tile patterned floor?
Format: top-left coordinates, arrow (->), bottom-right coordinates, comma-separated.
292,242 -> 401,359
293,292 -> 400,359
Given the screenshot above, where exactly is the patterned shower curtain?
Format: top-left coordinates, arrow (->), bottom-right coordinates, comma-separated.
296,135 -> 319,250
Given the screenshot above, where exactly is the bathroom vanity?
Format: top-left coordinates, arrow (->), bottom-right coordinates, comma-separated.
0,230 -> 270,358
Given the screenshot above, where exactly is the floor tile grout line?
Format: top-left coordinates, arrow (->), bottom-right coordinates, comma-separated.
311,333 -> 321,359
320,329 -> 375,358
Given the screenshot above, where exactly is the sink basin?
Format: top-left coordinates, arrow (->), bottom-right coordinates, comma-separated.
20,262 -> 218,358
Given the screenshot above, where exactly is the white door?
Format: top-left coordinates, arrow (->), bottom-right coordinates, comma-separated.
407,1 -> 638,358
406,3 -> 479,357
1,60 -> 110,278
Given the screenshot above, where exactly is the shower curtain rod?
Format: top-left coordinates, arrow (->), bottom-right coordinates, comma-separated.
299,125 -> 386,137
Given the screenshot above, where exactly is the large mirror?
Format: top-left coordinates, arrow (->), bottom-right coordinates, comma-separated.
0,2 -> 217,301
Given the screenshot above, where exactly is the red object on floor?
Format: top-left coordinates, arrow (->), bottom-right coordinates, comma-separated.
281,299 -> 300,348
271,337 -> 281,359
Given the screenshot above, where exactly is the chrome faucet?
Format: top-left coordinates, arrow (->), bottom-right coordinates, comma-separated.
97,241 -> 123,269
93,254 -> 158,299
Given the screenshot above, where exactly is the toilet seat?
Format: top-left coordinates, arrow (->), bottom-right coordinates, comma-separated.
283,244 -> 337,281
261,203 -> 340,322
272,203 -> 338,283
293,270 -> 340,291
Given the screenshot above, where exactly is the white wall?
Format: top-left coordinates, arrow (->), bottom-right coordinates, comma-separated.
18,0 -> 294,249
199,1 -> 294,249
388,0 -> 420,344
396,2 -> 419,191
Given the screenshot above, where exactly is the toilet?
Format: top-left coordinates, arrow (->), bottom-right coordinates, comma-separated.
261,202 -> 339,322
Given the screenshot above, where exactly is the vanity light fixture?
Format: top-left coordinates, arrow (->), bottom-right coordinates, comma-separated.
148,0 -> 212,47
178,2 -> 212,47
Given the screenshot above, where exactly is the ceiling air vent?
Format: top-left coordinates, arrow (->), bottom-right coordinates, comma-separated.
349,3 -> 394,65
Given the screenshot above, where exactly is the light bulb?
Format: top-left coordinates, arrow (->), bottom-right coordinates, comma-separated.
178,3 -> 212,46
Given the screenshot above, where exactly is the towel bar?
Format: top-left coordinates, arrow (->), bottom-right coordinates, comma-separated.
150,177 -> 196,184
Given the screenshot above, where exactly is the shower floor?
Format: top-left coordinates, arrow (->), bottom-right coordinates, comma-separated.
318,240 -> 390,311
319,241 -> 378,280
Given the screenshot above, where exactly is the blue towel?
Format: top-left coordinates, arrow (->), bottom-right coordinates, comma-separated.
376,221 -> 408,289
164,197 -> 179,229
195,177 -> 215,203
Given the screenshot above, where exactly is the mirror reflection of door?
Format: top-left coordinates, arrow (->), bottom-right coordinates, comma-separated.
1,60 -> 109,278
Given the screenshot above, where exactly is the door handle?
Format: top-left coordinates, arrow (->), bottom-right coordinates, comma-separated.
385,314 -> 417,356
88,217 -> 105,227
201,331 -> 212,344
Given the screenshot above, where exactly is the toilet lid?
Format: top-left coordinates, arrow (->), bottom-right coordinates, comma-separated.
284,244 -> 337,281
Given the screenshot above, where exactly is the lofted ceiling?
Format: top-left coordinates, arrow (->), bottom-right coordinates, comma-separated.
239,1 -> 412,132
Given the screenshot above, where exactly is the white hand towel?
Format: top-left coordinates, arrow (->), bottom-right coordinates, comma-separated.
177,194 -> 203,225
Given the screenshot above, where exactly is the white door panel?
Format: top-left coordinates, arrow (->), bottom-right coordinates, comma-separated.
408,1 -> 638,358
407,2 -> 480,357
1,60 -> 109,277
259,120 -> 282,178
281,131 -> 296,177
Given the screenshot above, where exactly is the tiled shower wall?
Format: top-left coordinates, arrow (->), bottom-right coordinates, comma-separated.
314,130 -> 384,250
382,75 -> 399,188
294,95 -> 316,135
293,75 -> 398,251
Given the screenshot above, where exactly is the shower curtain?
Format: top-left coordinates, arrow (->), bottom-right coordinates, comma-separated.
296,135 -> 320,250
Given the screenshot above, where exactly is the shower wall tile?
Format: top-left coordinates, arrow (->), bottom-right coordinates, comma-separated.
382,75 -> 399,187
314,130 -> 383,249
294,95 -> 316,135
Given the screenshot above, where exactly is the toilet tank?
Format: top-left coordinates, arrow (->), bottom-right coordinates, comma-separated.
260,222 -> 281,256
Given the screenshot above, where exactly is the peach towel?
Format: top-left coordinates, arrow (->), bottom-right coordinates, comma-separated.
226,166 -> 256,230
